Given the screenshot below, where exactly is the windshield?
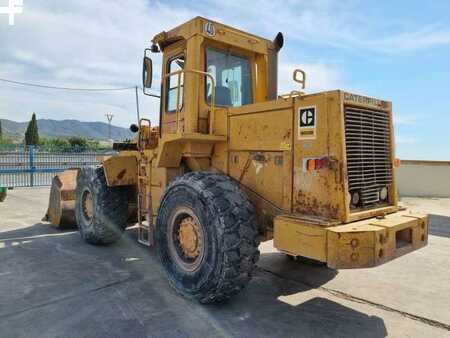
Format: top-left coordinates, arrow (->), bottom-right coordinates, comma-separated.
205,48 -> 252,107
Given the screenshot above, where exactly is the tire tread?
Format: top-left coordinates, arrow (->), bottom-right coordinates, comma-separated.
76,167 -> 129,245
162,171 -> 260,303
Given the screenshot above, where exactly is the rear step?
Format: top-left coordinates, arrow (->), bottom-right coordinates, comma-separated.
138,221 -> 153,246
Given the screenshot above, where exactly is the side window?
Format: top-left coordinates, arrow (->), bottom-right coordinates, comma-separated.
206,48 -> 252,107
166,55 -> 185,113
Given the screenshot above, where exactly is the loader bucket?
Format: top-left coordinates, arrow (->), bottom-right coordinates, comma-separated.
43,170 -> 78,228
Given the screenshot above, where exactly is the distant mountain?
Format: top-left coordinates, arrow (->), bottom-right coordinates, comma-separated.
0,118 -> 133,141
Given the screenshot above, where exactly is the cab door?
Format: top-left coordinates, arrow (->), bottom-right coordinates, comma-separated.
160,41 -> 186,135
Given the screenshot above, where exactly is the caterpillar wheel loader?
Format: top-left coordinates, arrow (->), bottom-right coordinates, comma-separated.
44,17 -> 428,303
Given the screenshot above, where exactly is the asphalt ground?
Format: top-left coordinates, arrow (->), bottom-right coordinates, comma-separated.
0,188 -> 449,338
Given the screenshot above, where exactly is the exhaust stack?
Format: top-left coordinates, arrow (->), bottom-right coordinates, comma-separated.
268,32 -> 284,100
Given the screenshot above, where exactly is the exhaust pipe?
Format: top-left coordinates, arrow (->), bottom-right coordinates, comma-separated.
273,32 -> 284,52
268,32 -> 284,100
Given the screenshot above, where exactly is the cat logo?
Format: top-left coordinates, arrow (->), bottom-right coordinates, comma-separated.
300,107 -> 315,127
204,22 -> 216,37
298,106 -> 317,140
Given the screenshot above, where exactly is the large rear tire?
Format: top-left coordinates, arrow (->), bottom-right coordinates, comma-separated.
156,172 -> 260,303
75,167 -> 130,245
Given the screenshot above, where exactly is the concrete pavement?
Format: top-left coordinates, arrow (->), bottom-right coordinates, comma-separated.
0,188 -> 449,338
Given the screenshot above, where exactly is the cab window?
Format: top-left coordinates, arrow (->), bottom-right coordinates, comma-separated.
166,55 -> 185,113
205,48 -> 252,107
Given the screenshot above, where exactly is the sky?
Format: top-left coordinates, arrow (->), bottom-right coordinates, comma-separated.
0,0 -> 449,160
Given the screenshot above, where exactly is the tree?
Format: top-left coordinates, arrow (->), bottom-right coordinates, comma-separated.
0,120 -> 2,141
68,136 -> 88,151
39,137 -> 70,151
25,113 -> 39,145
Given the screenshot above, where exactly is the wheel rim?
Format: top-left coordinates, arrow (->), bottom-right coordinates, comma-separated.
168,207 -> 205,272
81,189 -> 94,224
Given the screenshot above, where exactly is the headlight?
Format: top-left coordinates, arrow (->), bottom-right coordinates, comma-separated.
380,187 -> 388,201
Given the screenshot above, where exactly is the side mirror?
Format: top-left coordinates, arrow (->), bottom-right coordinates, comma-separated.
142,56 -> 153,89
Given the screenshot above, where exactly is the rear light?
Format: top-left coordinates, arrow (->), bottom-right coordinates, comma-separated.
306,157 -> 331,171
394,158 -> 401,167
307,159 -> 316,171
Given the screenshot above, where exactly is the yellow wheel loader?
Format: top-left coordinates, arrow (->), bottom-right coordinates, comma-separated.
45,17 -> 428,303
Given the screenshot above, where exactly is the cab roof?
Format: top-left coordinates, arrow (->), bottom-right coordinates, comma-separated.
152,16 -> 275,55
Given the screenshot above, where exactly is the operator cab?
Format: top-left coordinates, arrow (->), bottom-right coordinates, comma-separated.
142,16 -> 284,136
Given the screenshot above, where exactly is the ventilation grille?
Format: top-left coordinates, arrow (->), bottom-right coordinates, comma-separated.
345,107 -> 392,207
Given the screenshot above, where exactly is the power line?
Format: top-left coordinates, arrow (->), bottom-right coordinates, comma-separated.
0,77 -> 137,92
0,77 -> 161,125
0,77 -> 161,97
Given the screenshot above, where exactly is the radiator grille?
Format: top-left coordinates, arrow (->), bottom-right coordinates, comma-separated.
344,107 -> 392,207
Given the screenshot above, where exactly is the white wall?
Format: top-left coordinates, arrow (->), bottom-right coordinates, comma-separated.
397,160 -> 450,197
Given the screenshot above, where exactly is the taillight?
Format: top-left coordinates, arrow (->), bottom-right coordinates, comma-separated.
306,157 -> 331,171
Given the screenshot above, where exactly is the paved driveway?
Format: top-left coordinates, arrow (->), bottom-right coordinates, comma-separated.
0,188 -> 449,338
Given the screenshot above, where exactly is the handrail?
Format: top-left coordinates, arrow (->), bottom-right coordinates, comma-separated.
163,69 -> 216,134
278,69 -> 307,100
278,90 -> 303,100
293,69 -> 306,89
138,118 -> 151,151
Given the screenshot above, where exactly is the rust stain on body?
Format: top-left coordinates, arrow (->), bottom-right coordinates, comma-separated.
295,190 -> 338,220
117,169 -> 127,180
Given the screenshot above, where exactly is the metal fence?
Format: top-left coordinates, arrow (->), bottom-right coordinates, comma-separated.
0,145 -> 111,188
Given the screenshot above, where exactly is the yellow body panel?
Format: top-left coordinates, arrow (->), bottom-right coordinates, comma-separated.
155,133 -> 226,168
103,155 -> 137,186
292,93 -> 343,220
229,107 -> 293,151
229,151 -> 286,209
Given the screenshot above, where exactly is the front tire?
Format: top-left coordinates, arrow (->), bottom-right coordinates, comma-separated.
156,172 -> 260,303
75,167 -> 130,245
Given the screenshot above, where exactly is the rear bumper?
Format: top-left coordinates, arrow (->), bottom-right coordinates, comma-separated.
273,212 -> 428,269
